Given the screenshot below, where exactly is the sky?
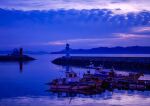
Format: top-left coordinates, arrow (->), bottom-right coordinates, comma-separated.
0,0 -> 150,51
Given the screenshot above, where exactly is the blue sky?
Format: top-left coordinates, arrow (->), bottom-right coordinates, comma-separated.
0,0 -> 150,51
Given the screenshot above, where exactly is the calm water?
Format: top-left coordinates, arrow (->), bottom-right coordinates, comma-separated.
0,54 -> 150,106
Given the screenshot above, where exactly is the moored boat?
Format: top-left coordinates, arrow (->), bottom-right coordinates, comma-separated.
48,65 -> 150,95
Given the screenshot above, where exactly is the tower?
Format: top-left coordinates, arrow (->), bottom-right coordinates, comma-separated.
65,43 -> 70,72
65,43 -> 70,57
19,48 -> 23,57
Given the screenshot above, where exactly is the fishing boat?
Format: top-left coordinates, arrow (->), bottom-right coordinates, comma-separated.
83,65 -> 148,90
48,68 -> 104,95
50,71 -> 100,90
48,63 -> 150,94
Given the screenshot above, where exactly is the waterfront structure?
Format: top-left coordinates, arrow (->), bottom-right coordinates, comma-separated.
65,43 -> 70,58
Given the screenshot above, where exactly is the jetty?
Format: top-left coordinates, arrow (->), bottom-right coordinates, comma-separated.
0,48 -> 35,61
52,56 -> 150,71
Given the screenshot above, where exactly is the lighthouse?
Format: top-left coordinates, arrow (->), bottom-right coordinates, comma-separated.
65,43 -> 70,72
65,43 -> 70,57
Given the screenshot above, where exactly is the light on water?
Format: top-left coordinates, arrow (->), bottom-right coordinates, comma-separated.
0,90 -> 150,106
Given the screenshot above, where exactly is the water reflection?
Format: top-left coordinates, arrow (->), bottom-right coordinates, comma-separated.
0,90 -> 150,106
18,61 -> 32,73
19,61 -> 23,73
0,61 -> 30,73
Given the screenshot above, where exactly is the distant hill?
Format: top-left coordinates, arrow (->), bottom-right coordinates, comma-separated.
51,46 -> 150,54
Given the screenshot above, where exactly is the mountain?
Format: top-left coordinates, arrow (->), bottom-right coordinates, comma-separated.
51,46 -> 150,54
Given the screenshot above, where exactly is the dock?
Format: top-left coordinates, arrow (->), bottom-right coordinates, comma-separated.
52,56 -> 150,71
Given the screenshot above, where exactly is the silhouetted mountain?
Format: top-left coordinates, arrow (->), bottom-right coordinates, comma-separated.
51,46 -> 150,54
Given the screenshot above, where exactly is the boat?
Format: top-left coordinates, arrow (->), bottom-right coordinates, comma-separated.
82,65 -> 148,90
48,64 -> 150,94
50,71 -> 94,90
49,70 -> 103,94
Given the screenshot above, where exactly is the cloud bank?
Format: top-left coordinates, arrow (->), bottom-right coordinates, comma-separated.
0,0 -> 150,14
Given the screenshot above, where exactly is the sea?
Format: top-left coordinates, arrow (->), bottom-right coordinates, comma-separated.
0,54 -> 150,106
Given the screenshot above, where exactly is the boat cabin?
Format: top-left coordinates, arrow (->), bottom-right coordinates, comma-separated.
66,71 -> 77,78
65,71 -> 80,83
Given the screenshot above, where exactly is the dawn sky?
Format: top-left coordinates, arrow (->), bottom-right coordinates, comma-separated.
0,0 -> 150,51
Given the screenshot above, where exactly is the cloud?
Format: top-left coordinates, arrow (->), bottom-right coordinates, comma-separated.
131,26 -> 150,34
47,38 -> 113,46
115,33 -> 150,39
0,0 -> 150,14
45,33 -> 150,48
0,9 -> 150,50
43,38 -> 122,48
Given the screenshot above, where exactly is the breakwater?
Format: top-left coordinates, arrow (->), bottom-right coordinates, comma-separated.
0,48 -> 35,62
0,55 -> 35,61
52,56 -> 150,71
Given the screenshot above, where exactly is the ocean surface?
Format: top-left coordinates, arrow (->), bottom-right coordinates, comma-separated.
0,54 -> 150,106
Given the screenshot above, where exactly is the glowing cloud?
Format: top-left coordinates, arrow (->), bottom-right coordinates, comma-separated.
131,26 -> 150,33
115,33 -> 150,39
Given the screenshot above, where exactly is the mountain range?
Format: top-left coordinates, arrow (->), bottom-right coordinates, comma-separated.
51,46 -> 150,54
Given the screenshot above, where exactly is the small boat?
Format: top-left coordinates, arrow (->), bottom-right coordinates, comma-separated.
48,69 -> 104,95
50,71 -> 101,90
